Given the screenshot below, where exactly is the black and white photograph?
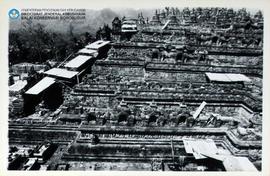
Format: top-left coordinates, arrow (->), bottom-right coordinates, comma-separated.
2,0 -> 269,174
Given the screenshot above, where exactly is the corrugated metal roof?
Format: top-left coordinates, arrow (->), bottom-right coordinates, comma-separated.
205,73 -> 251,82
192,101 -> 207,119
162,20 -> 171,30
226,73 -> 251,82
9,80 -> 27,92
223,156 -> 258,171
25,77 -> 55,95
205,72 -> 231,82
183,138 -> 218,159
85,40 -> 110,50
183,138 -> 258,171
64,55 -> 92,69
78,48 -> 98,56
44,68 -> 78,79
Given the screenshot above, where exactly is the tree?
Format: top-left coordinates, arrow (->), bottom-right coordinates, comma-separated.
84,32 -> 93,44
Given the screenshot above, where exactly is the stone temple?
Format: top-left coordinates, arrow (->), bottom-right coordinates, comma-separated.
8,7 -> 263,171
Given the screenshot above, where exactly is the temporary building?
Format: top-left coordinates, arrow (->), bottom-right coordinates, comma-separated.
25,77 -> 55,95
